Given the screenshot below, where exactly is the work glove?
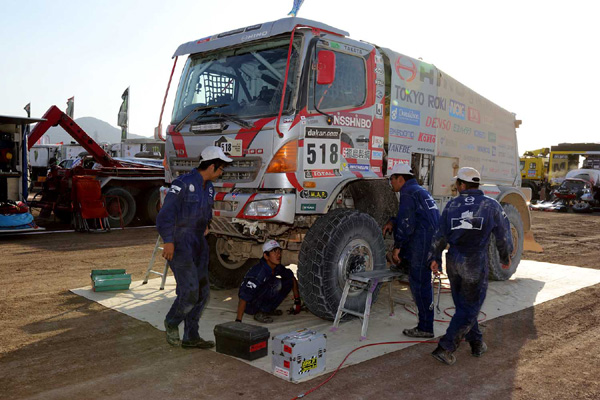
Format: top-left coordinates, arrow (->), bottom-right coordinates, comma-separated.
288,297 -> 303,315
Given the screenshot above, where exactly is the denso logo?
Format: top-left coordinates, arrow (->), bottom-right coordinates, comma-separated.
333,112 -> 372,129
425,117 -> 451,131
395,56 -> 417,82
449,100 -> 466,120
418,132 -> 436,143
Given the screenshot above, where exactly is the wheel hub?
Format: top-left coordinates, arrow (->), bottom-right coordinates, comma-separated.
337,238 -> 373,296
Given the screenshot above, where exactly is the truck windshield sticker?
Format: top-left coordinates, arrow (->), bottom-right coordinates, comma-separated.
304,127 -> 341,170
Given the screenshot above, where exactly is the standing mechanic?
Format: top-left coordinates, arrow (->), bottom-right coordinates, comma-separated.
236,240 -> 301,323
428,167 -> 513,365
157,146 -> 232,348
382,163 -> 440,338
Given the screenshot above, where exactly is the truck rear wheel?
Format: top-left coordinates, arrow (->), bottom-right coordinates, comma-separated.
207,235 -> 257,289
137,187 -> 161,224
104,187 -> 136,228
488,204 -> 524,281
298,209 -> 386,321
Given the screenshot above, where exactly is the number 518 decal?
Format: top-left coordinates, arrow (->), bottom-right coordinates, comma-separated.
304,127 -> 342,170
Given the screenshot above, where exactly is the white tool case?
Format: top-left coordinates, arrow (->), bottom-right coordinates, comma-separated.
271,328 -> 327,382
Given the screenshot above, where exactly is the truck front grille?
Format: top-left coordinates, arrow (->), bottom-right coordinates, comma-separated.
171,156 -> 262,183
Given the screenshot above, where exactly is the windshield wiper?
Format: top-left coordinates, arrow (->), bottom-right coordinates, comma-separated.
174,104 -> 228,132
194,112 -> 254,129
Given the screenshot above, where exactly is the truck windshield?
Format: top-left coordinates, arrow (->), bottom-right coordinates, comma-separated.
171,35 -> 301,126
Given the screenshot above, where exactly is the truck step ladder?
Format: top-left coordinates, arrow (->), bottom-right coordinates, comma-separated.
142,235 -> 169,290
331,269 -> 404,340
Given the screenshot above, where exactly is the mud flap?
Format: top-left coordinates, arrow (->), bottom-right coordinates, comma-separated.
523,231 -> 543,253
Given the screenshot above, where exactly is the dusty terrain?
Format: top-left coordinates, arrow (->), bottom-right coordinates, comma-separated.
1,212 -> 600,399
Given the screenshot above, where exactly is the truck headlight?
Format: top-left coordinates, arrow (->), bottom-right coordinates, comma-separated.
243,198 -> 281,218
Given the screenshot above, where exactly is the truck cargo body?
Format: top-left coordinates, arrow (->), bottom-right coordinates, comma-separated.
164,17 -> 529,319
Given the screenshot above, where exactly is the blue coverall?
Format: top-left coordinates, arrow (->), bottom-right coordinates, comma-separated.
156,168 -> 214,343
238,259 -> 295,315
429,189 -> 513,352
392,178 -> 440,333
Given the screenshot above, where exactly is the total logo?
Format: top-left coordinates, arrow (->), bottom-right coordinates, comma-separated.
395,56 -> 417,82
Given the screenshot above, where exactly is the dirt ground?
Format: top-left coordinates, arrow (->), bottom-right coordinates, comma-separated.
2,211 -> 600,400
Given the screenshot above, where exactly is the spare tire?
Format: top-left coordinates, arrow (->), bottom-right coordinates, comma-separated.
572,201 -> 592,213
298,209 -> 386,320
488,203 -> 523,281
104,187 -> 136,228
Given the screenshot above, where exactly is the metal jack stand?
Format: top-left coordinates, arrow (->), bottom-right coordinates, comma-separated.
331,269 -> 404,340
142,235 -> 169,290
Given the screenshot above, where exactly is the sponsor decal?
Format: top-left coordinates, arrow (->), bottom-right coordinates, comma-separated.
342,44 -> 364,54
387,158 -> 410,170
301,204 -> 317,211
389,143 -> 412,154
418,132 -> 436,143
214,136 -> 242,156
453,123 -> 471,135
395,56 -> 417,81
245,148 -> 264,155
343,147 -> 370,159
375,67 -> 384,74
274,366 -> 290,378
376,103 -> 384,118
488,132 -> 496,143
372,150 -> 383,160
249,341 -> 266,352
304,127 -> 341,170
492,146 -> 497,156
468,107 -> 480,123
395,86 -> 425,105
451,210 -> 484,231
241,30 -> 268,41
300,357 -> 319,374
389,128 -> 415,139
428,95 -> 447,110
375,79 -> 385,86
477,145 -> 490,154
474,130 -> 486,139
372,136 -> 384,148
391,106 -> 420,126
425,116 -> 451,131
449,99 -> 466,120
439,137 -> 458,148
376,90 -> 384,100
300,190 -> 328,199
332,112 -> 372,129
282,117 -> 294,123
372,166 -> 381,173
464,143 -> 476,151
304,169 -> 341,178
375,55 -> 383,64
348,164 -> 370,172
196,36 -> 211,44
169,185 -> 182,194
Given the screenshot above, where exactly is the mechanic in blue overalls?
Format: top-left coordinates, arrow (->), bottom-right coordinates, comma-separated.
157,146 -> 231,348
382,163 -> 440,338
428,167 -> 513,365
235,240 -> 301,323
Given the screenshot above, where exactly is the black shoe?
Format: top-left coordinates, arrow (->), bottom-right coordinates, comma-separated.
431,345 -> 456,365
164,320 -> 180,346
182,337 -> 215,349
403,327 -> 434,338
470,341 -> 488,357
253,312 -> 274,323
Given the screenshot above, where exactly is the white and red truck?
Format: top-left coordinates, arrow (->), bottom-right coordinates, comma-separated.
158,17 -> 532,319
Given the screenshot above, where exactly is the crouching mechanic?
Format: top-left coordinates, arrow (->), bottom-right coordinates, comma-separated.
236,240 -> 301,323
157,146 -> 232,348
428,167 -> 513,365
382,163 -> 440,338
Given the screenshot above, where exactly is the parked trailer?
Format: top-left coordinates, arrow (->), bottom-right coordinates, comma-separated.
28,106 -> 165,227
159,17 -> 534,320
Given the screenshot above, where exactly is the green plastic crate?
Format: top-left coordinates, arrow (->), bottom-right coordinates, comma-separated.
91,269 -> 131,292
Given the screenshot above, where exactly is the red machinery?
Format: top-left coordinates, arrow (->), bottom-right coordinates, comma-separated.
28,106 -> 165,227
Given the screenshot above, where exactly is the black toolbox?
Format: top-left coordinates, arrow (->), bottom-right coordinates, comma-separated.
214,321 -> 270,361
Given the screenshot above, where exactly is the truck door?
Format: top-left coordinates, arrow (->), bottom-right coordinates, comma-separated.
305,37 -> 383,178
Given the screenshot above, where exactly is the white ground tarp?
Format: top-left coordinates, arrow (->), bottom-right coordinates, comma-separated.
71,260 -> 600,382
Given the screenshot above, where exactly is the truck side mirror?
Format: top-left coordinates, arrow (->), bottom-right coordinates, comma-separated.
317,50 -> 336,85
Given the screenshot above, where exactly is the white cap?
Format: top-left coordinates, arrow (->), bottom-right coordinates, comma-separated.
200,146 -> 232,162
262,240 -> 281,253
454,167 -> 481,183
390,163 -> 413,176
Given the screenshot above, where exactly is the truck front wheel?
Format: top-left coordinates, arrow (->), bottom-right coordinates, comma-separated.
207,235 -> 257,289
298,209 -> 386,320
488,203 -> 524,281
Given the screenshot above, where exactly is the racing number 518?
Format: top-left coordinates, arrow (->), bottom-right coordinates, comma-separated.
306,142 -> 339,165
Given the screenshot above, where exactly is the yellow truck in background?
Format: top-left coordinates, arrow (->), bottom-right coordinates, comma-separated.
520,148 -> 549,200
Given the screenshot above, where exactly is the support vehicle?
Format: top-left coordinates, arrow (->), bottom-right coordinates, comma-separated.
28,106 -> 165,227
520,148 -> 549,200
158,17 -> 533,320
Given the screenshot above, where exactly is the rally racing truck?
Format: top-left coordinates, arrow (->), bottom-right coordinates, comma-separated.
160,17 -> 531,320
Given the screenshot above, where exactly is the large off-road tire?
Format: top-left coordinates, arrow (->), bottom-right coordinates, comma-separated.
298,209 -> 387,320
137,187 -> 161,225
488,203 -> 524,281
207,235 -> 257,289
572,201 -> 592,213
104,187 -> 136,228
347,180 -> 399,227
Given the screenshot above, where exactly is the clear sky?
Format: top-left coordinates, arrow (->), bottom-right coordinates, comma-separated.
1,0 -> 597,153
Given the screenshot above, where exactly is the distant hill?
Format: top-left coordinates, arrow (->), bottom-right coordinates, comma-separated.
36,116 -> 146,145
